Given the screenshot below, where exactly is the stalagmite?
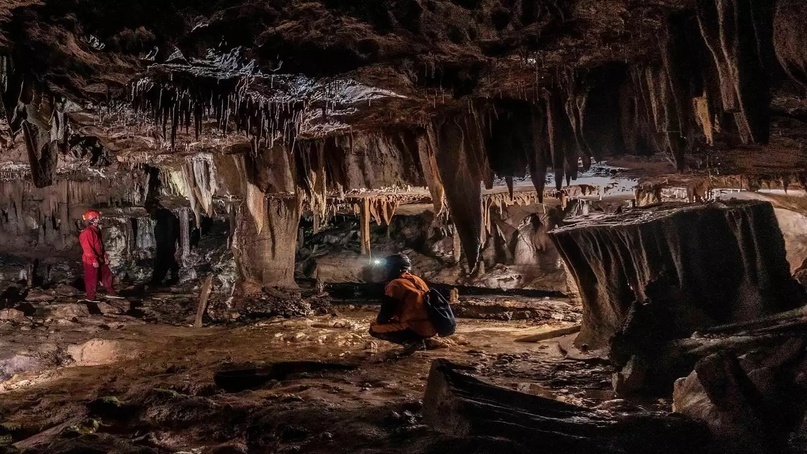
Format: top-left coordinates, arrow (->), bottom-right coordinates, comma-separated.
550,201 -> 805,350
233,196 -> 301,291
180,208 -> 190,262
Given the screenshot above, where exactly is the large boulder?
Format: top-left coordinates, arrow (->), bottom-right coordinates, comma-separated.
673,340 -> 807,453
550,201 -> 805,349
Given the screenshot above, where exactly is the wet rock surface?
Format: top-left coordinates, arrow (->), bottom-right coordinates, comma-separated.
0,296 -> 633,454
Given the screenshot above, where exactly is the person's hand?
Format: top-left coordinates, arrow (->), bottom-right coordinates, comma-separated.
92,261 -> 99,268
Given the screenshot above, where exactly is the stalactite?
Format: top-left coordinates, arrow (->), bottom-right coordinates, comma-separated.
323,138 -> 348,198
368,196 -> 399,227
0,173 -> 149,249
130,75 -> 305,150
0,66 -> 71,188
359,197 -> 371,255
181,154 -> 219,225
135,217 -> 157,251
505,176 -> 514,200
543,87 -> 575,191
295,140 -> 328,220
529,105 -> 550,204
692,95 -> 714,146
419,126 -> 446,215
484,100 -> 533,192
244,141 -> 296,195
468,113 -> 494,191
696,0 -> 774,144
433,117 -> 484,272
559,70 -> 586,179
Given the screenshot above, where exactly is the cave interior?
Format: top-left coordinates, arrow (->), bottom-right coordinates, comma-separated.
2,0 -> 807,453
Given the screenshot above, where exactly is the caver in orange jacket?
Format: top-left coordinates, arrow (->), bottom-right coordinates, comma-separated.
373,272 -> 437,338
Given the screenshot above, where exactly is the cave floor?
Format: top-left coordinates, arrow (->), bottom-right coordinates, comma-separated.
0,298 -> 635,454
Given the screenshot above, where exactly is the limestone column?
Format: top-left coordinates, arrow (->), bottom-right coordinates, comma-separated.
233,196 -> 300,291
179,208 -> 190,263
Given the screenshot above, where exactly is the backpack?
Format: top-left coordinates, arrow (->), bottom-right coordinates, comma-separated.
423,288 -> 456,337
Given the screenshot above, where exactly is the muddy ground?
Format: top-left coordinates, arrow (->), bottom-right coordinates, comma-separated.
4,287 -> 807,454
0,285 -> 638,454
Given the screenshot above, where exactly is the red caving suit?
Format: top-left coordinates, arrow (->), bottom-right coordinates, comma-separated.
79,224 -> 117,300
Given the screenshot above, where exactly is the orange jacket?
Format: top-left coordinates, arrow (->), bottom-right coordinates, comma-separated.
382,273 -> 437,337
79,225 -> 106,265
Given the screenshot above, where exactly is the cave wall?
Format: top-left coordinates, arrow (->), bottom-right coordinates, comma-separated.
0,176 -> 148,254
2,0 -> 807,300
0,168 -> 233,288
297,201 -> 571,294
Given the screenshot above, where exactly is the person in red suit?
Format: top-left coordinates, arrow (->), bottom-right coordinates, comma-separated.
79,210 -> 117,301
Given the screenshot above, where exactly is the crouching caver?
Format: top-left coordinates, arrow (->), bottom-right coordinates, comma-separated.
79,210 -> 118,301
369,253 -> 437,354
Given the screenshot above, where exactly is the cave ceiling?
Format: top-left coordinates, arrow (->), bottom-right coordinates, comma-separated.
1,0 -> 807,189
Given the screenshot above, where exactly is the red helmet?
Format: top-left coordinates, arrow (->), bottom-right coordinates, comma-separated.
82,210 -> 101,221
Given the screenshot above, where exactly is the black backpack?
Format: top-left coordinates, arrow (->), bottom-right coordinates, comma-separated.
423,288 -> 456,337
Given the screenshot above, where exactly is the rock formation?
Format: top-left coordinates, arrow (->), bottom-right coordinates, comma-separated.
0,0 -> 804,290
673,339 -> 807,453
550,200 -> 805,350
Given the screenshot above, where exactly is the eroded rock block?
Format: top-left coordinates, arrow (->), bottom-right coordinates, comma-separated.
550,201 -> 805,349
